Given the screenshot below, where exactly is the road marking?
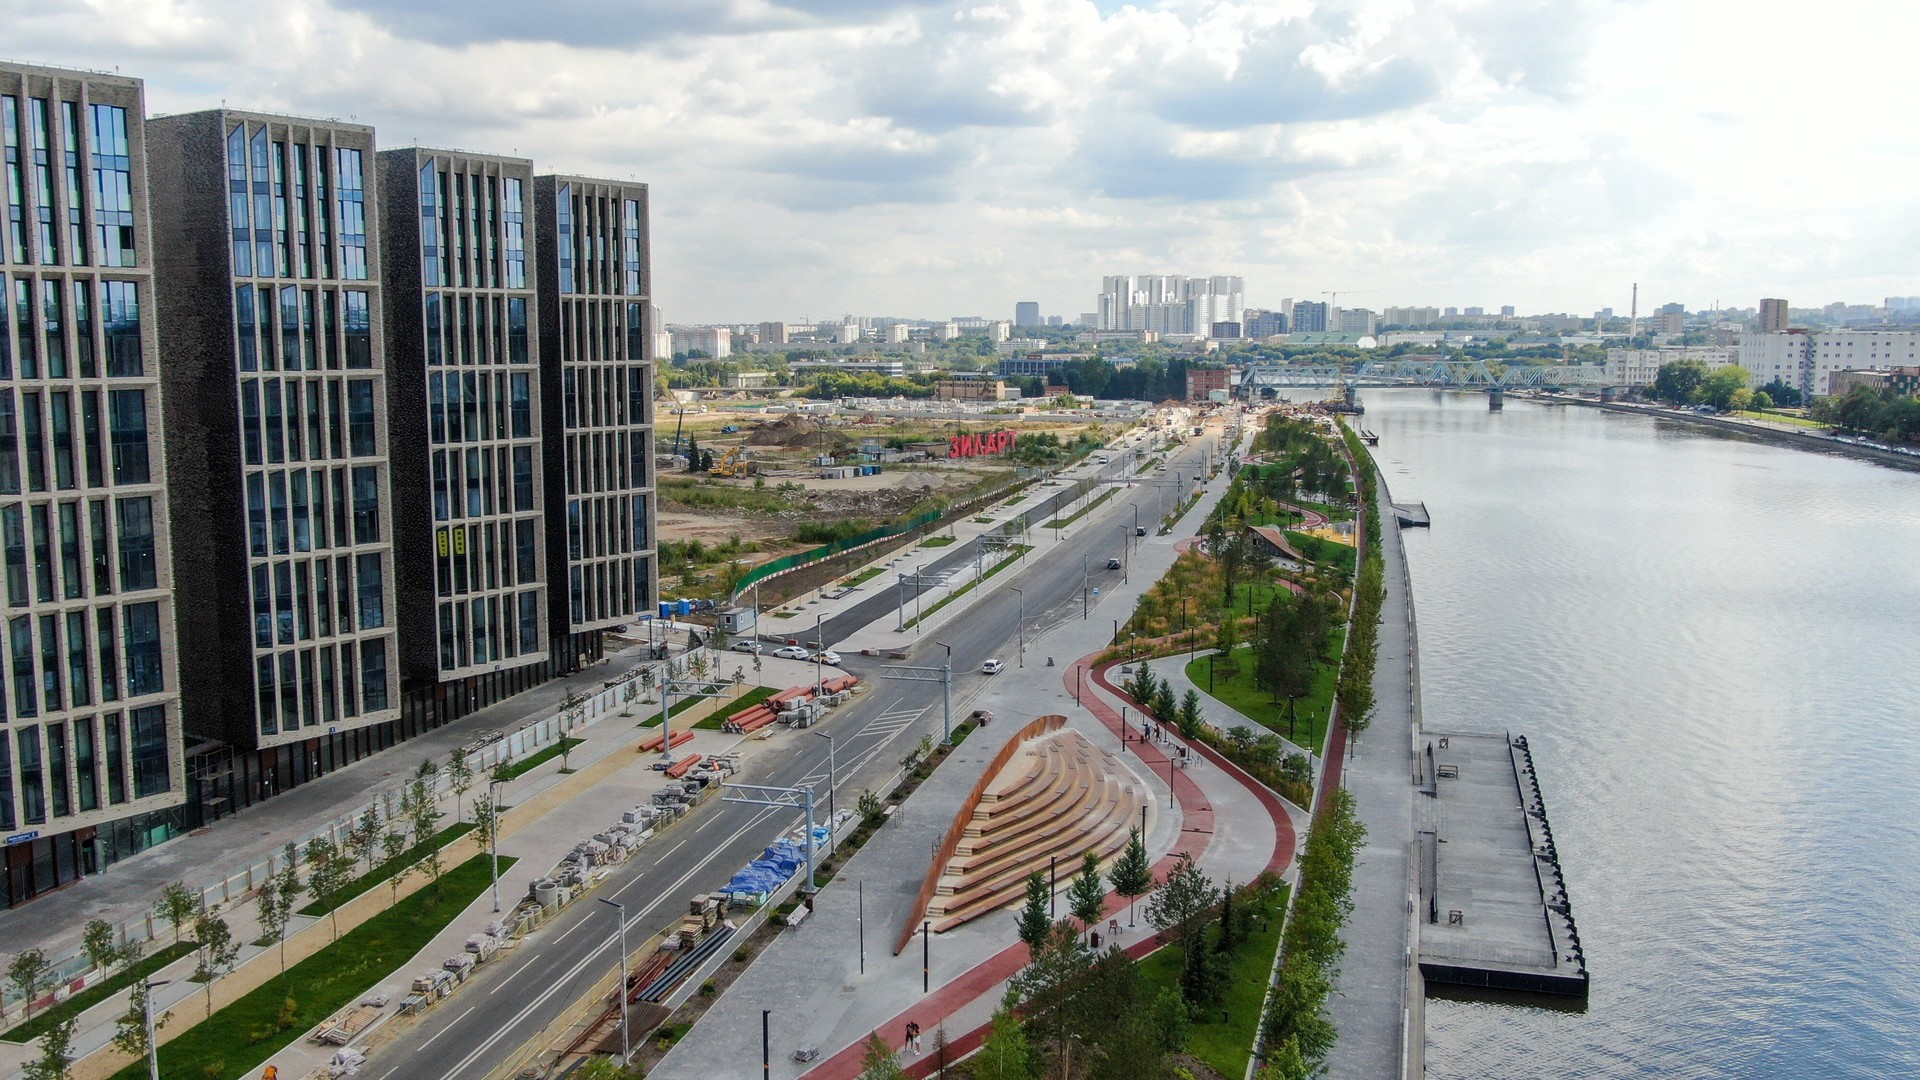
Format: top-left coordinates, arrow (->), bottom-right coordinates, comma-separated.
417,1006 -> 473,1050
490,955 -> 535,994
553,915 -> 593,944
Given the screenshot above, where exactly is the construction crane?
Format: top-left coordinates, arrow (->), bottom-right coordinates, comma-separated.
1321,290 -> 1372,308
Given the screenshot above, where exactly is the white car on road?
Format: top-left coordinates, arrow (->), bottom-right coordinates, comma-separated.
812,650 -> 844,666
730,639 -> 762,653
772,645 -> 811,660
981,658 -> 1004,674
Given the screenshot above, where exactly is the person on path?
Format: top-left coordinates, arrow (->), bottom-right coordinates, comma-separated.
907,1020 -> 922,1055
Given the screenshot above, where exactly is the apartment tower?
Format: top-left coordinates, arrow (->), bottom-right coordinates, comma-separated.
0,64 -> 183,906
146,111 -> 400,816
532,176 -> 654,655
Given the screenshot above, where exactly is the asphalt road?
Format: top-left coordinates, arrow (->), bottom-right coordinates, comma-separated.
377,433 -> 1222,1080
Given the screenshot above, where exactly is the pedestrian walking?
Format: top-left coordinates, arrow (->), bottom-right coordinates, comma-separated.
906,1020 -> 922,1055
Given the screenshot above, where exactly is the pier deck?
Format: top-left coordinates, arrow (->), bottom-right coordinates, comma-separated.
1392,501 -> 1430,527
1415,730 -> 1587,997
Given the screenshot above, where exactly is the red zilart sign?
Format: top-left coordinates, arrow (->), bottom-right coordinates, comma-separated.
948,429 -> 1018,458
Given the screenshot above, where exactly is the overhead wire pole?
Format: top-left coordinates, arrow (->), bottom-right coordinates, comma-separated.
723,782 -> 820,892
656,677 -> 736,765
878,655 -> 953,745
1011,587 -> 1025,667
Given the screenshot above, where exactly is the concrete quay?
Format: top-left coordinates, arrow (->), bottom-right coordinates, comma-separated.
1415,730 -> 1588,998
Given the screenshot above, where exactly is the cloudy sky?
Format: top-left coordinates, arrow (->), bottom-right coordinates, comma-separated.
15,0 -> 1918,323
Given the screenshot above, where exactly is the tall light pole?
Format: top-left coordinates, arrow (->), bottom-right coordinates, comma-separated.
813,612 -> 825,690
1120,524 -> 1129,583
598,898 -> 630,1065
1011,587 -> 1025,668
935,641 -> 953,744
1081,554 -> 1090,619
815,731 -> 836,853
488,777 -> 505,913
1132,504 -> 1139,546
143,979 -> 169,1080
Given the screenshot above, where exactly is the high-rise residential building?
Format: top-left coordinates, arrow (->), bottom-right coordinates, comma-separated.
146,110 -> 401,817
377,148 -> 562,723
759,321 -> 788,345
1244,310 -> 1287,338
1291,301 -> 1328,333
0,64 -> 184,905
1500,305 -> 1516,317
1383,306 -> 1440,328
532,176 -> 654,654
1014,301 -> 1040,328
1759,298 -> 1789,332
1336,308 -> 1377,335
1095,275 -> 1242,334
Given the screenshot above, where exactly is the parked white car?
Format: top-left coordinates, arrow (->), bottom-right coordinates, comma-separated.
773,645 -> 811,660
981,658 -> 1004,674
730,639 -> 763,653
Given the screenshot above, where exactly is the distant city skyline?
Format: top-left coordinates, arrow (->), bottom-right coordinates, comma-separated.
14,0 -> 1918,322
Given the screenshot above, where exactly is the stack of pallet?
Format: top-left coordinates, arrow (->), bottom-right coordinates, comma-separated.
677,894 -> 722,947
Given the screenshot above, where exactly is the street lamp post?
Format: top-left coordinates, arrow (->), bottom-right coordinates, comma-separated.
813,612 -> 825,690
1010,587 -> 1025,668
1120,525 -> 1129,583
488,777 -> 505,913
143,979 -> 169,1080
597,898 -> 631,1066
815,731 -> 836,853
935,641 -> 953,744
1081,554 -> 1090,619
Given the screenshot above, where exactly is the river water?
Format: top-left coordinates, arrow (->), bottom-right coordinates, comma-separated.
1360,390 -> 1920,1079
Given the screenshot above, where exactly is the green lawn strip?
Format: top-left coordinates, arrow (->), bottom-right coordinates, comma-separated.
297,821 -> 478,916
1044,487 -> 1116,530
842,564 -> 889,588
1136,883 -> 1289,1078
1737,409 -> 1826,429
1284,530 -> 1356,575
902,545 -> 1029,630
1184,627 -> 1345,753
0,940 -> 198,1044
693,685 -> 779,730
116,854 -> 513,1080
497,736 -> 585,781
919,535 -> 956,548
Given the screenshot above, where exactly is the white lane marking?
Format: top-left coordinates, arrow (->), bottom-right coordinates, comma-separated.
490,955 -> 537,994
416,1006 -> 473,1049
553,914 -> 593,944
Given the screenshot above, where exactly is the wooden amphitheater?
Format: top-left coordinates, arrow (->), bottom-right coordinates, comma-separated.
896,715 -> 1150,951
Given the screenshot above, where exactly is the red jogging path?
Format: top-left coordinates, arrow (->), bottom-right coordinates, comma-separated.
799,646 -> 1300,1079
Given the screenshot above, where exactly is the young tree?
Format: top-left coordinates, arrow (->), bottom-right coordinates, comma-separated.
346,807 -> 381,875
971,1002 -> 1034,1080
1067,852 -> 1107,937
1146,854 -> 1222,1008
7,948 -> 51,1020
269,843 -> 302,971
81,918 -> 122,978
407,777 -> 445,883
256,865 -> 291,956
155,881 -> 200,946
1151,682 -> 1177,727
857,1029 -> 905,1080
559,691 -> 589,772
472,791 -> 500,858
1176,688 -> 1205,738
447,748 -> 475,822
21,1013 -> 77,1080
383,824 -> 415,909
1107,828 -> 1154,928
191,910 -> 238,1017
1015,871 -> 1053,953
111,978 -> 166,1062
303,836 -> 350,939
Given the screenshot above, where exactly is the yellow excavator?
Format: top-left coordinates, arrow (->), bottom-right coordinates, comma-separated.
711,445 -> 755,478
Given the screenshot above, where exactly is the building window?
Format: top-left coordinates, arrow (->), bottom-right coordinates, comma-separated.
89,105 -> 136,268
115,496 -> 156,590
335,148 -> 367,280
358,638 -> 388,712
109,389 -> 149,484
46,722 -> 68,819
122,601 -> 162,697
351,465 -> 379,543
103,713 -> 124,804
10,616 -> 36,717
556,184 -> 574,295
420,162 -> 441,287
347,379 -> 376,456
344,290 -> 371,368
130,705 -> 168,798
356,552 -> 384,630
17,726 -> 44,824
503,177 -> 525,288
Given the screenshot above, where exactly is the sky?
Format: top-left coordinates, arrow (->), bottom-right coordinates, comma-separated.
14,0 -> 1920,324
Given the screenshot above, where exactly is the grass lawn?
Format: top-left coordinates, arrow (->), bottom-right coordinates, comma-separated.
0,940 -> 198,1044
1137,883 -> 1289,1079
901,545 -> 1028,630
919,535 -> 956,547
1285,530 -> 1356,576
694,685 -> 780,730
1737,409 -> 1826,429
497,737 -> 584,780
1186,627 -> 1345,753
841,564 -> 889,588
297,821 -> 477,916
1043,488 -> 1115,530
115,854 -> 513,1080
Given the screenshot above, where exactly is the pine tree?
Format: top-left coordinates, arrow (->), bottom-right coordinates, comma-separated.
1016,871 -> 1052,952
1107,827 -> 1154,928
1067,852 -> 1106,936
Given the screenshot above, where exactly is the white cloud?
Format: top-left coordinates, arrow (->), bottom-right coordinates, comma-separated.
8,0 -> 1920,321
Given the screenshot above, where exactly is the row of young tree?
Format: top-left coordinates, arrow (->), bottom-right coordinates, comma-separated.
2,744 -> 510,1080
1649,360 -> 1804,413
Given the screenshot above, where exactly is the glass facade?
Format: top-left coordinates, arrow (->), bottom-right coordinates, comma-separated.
414,155 -> 545,678
224,118 -> 395,745
543,180 -> 654,634
0,68 -> 181,909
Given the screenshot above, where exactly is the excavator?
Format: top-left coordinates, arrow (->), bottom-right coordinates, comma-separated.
711,445 -> 755,478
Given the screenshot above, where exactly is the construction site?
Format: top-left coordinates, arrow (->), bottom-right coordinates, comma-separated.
654,406 -> 1122,609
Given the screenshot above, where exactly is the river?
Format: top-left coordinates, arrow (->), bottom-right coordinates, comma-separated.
1359,390 -> 1920,1078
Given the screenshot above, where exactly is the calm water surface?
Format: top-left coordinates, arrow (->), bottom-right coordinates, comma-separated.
1364,391 -> 1920,1079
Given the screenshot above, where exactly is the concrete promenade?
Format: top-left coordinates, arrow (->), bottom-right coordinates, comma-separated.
1320,470 -> 1425,1080
652,425 -> 1300,1080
